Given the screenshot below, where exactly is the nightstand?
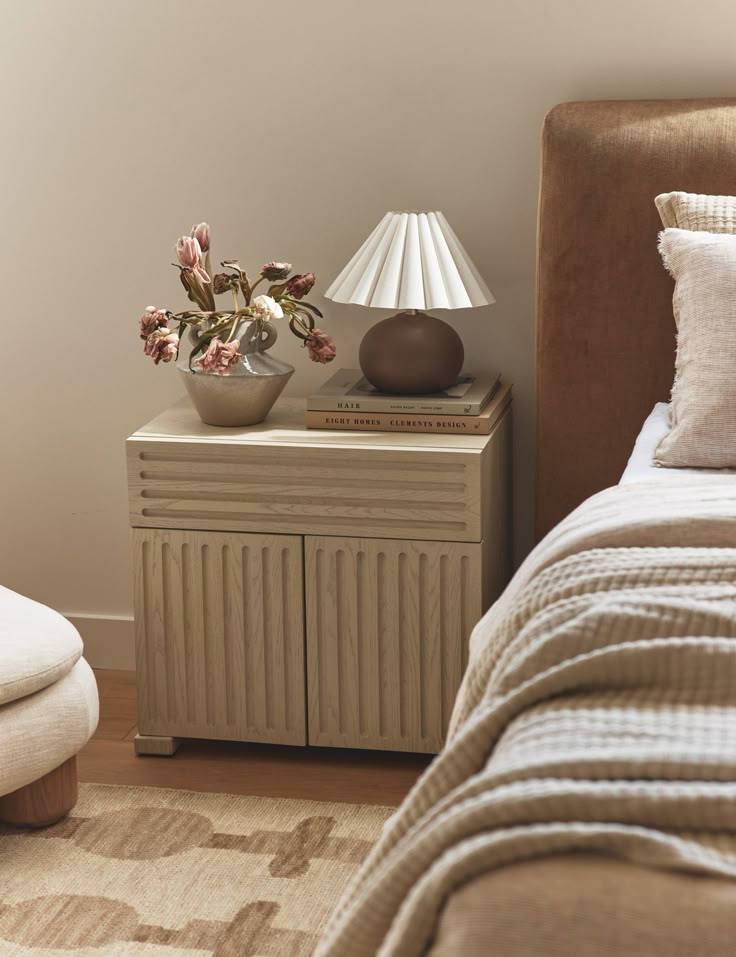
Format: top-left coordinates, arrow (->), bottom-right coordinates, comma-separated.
126,394 -> 512,755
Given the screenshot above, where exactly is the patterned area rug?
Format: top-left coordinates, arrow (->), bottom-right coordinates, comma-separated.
0,783 -> 394,956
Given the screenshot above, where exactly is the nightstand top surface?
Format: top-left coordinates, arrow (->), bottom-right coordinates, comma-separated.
129,396 -> 505,453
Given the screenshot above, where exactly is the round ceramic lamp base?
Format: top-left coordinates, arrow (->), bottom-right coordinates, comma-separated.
358,312 -> 464,395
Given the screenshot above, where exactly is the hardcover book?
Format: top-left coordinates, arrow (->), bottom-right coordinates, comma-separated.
306,368 -> 501,415
305,384 -> 512,436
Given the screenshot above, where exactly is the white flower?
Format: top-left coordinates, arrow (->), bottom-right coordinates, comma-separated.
252,294 -> 284,321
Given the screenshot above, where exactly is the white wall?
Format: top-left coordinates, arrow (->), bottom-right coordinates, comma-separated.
2,0 -> 736,659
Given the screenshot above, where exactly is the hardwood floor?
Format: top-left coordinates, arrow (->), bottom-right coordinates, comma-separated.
79,670 -> 432,806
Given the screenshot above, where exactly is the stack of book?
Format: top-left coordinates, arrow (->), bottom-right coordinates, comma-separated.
305,369 -> 511,435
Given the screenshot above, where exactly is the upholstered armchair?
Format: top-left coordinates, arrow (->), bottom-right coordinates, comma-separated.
0,586 -> 99,827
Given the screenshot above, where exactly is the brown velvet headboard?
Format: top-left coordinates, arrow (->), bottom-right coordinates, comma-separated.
535,98 -> 736,540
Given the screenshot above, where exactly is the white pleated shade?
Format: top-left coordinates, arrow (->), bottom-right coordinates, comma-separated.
325,211 -> 495,311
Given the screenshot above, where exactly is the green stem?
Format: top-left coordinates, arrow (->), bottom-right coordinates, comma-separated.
248,276 -> 266,302
286,310 -> 313,341
282,296 -> 323,317
293,314 -> 310,336
171,309 -> 249,322
225,316 -> 239,344
181,270 -> 210,311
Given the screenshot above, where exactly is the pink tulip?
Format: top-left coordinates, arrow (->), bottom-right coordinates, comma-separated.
285,272 -> 316,299
176,235 -> 200,268
306,328 -> 336,364
190,222 -> 211,253
144,329 -> 179,365
213,272 -> 235,295
176,235 -> 210,283
194,337 -> 242,375
139,306 -> 168,339
261,261 -> 292,281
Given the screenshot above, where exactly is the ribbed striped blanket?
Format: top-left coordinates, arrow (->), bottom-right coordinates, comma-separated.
315,479 -> 736,957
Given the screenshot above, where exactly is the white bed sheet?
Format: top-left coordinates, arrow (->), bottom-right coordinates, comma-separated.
620,402 -> 736,484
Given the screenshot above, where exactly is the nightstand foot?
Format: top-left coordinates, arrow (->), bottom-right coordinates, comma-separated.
134,734 -> 181,757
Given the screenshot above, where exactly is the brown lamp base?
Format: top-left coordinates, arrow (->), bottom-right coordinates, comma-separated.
358,312 -> 464,394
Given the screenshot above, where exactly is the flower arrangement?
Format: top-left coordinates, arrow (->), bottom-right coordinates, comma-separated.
140,222 -> 336,373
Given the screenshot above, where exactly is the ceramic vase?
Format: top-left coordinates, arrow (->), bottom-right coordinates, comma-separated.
177,319 -> 294,427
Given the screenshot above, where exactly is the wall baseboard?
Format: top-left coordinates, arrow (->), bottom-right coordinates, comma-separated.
65,614 -> 135,671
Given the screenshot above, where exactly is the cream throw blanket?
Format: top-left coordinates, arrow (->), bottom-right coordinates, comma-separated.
315,479 -> 736,957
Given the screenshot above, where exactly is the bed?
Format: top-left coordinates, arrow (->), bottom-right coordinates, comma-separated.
315,100 -> 736,957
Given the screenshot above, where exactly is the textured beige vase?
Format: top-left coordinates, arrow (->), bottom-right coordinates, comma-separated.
177,320 -> 294,427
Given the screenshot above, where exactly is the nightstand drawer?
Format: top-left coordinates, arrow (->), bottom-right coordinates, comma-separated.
305,536 -> 481,752
132,528 -> 306,745
127,440 -> 483,542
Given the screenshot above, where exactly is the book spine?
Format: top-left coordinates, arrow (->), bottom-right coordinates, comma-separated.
305,409 -> 498,435
306,396 -> 487,415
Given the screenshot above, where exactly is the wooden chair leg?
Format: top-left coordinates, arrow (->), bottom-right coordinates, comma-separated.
0,756 -> 78,828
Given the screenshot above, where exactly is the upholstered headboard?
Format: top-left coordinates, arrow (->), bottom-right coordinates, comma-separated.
535,98 -> 736,540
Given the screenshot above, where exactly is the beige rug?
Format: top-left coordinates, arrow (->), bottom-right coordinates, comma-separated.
0,783 -> 394,956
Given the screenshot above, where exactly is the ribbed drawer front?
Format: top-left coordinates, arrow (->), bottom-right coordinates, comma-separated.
132,528 -> 306,745
127,441 -> 482,542
305,536 -> 481,753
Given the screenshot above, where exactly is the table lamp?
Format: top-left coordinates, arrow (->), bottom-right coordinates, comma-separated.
324,211 -> 495,394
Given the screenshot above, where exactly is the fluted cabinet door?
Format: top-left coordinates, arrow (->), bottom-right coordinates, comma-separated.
305,536 -> 482,753
132,529 -> 306,745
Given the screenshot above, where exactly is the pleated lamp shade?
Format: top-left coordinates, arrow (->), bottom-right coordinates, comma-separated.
325,211 -> 495,311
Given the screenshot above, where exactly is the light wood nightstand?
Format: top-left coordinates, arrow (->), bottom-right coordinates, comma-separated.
126,394 -> 512,755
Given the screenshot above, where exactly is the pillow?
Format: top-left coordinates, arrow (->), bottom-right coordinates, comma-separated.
656,192 -> 736,330
654,228 -> 736,468
656,191 -> 736,233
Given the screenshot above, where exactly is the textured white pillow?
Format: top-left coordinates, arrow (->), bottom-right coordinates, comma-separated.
655,228 -> 736,468
656,191 -> 736,233
656,192 -> 736,329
